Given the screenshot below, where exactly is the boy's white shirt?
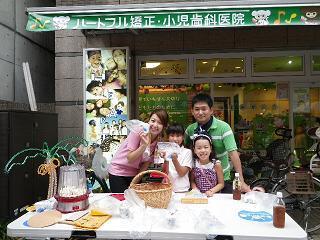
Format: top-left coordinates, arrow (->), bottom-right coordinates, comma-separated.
168,146 -> 193,193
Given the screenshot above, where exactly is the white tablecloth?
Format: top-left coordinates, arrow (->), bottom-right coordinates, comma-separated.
7,193 -> 307,240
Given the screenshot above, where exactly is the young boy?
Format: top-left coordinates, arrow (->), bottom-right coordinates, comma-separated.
184,93 -> 250,193
86,50 -> 104,79
162,123 -> 192,193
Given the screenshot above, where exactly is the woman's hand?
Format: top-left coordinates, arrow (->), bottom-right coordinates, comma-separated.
139,132 -> 150,147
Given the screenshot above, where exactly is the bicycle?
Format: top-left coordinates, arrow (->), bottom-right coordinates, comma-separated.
249,128 -> 294,192
271,171 -> 320,233
307,127 -> 320,175
248,127 -> 320,233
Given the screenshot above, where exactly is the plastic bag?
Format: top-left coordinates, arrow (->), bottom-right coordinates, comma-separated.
92,147 -> 109,179
243,191 -> 277,210
124,188 -> 145,208
89,195 -> 121,216
155,142 -> 181,163
34,198 -> 57,212
126,119 -> 150,134
126,119 -> 151,158
194,209 -> 224,235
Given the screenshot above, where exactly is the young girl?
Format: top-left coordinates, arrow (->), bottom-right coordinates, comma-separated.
160,123 -> 192,193
191,132 -> 224,197
108,108 -> 169,193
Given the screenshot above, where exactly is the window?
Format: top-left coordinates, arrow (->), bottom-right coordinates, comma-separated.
312,55 -> 320,72
139,59 -> 188,78
253,56 -> 303,75
195,58 -> 245,76
212,83 -> 289,150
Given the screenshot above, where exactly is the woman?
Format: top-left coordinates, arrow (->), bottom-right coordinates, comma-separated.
108,108 -> 169,193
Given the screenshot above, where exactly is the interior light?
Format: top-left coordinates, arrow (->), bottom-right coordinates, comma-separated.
264,88 -> 267,91
288,60 -> 292,64
218,85 -> 222,88
146,62 -> 160,68
202,61 -> 208,64
212,67 -> 216,72
235,66 -> 241,69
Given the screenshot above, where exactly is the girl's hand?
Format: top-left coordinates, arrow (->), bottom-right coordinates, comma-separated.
159,151 -> 166,159
205,190 -> 214,197
171,153 -> 178,161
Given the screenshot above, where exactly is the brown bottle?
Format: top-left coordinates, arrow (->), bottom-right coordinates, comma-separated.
233,172 -> 241,200
273,192 -> 286,228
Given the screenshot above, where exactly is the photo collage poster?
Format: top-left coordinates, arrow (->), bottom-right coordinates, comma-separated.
84,48 -> 128,164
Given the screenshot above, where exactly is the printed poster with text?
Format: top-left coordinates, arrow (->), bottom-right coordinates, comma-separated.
84,48 -> 129,164
138,92 -> 188,125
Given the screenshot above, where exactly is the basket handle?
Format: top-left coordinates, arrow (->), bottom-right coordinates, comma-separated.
129,170 -> 171,187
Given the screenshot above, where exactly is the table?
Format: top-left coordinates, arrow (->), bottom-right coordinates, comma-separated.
7,193 -> 307,240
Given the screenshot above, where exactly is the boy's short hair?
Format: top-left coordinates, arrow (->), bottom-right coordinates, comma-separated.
192,93 -> 213,108
87,50 -> 101,59
166,123 -> 184,135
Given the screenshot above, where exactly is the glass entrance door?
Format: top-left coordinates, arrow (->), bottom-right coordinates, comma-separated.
292,83 -> 320,167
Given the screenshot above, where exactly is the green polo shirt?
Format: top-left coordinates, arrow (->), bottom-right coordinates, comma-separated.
185,117 -> 238,180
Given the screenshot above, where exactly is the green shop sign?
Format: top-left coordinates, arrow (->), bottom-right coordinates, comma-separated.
27,5 -> 320,31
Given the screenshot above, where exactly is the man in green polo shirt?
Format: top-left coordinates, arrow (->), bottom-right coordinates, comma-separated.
185,93 -> 250,193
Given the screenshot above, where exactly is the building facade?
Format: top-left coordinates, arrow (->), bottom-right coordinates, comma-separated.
27,0 -> 320,165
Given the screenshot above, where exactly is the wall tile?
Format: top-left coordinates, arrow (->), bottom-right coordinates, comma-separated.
55,78 -> 83,101
56,105 -> 83,128
55,56 -> 83,79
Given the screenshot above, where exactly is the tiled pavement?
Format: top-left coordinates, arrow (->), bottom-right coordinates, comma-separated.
309,229 -> 320,240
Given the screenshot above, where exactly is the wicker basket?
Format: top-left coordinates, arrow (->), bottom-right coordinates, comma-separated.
129,170 -> 172,209
286,172 -> 315,194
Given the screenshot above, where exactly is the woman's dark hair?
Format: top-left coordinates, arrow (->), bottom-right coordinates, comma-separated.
166,123 -> 184,136
149,108 -> 169,128
86,80 -> 101,92
192,130 -> 216,161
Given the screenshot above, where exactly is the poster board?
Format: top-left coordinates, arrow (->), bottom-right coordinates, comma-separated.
83,47 -> 129,162
293,87 -> 310,113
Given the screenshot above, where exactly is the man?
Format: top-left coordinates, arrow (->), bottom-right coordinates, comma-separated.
185,93 -> 251,193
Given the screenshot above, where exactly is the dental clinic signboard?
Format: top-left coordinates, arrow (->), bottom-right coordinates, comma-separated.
26,5 -> 320,31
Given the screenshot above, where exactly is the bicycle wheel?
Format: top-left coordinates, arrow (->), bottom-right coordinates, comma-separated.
304,177 -> 320,233
250,178 -> 276,193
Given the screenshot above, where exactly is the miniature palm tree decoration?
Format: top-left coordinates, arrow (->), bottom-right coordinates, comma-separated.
4,136 -> 88,199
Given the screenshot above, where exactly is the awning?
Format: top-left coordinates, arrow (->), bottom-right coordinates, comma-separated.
26,0 -> 320,31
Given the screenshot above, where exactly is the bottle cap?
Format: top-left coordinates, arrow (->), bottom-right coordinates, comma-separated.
276,192 -> 283,198
235,172 -> 240,177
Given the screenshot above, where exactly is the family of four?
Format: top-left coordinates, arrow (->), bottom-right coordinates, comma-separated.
107,93 -> 251,195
